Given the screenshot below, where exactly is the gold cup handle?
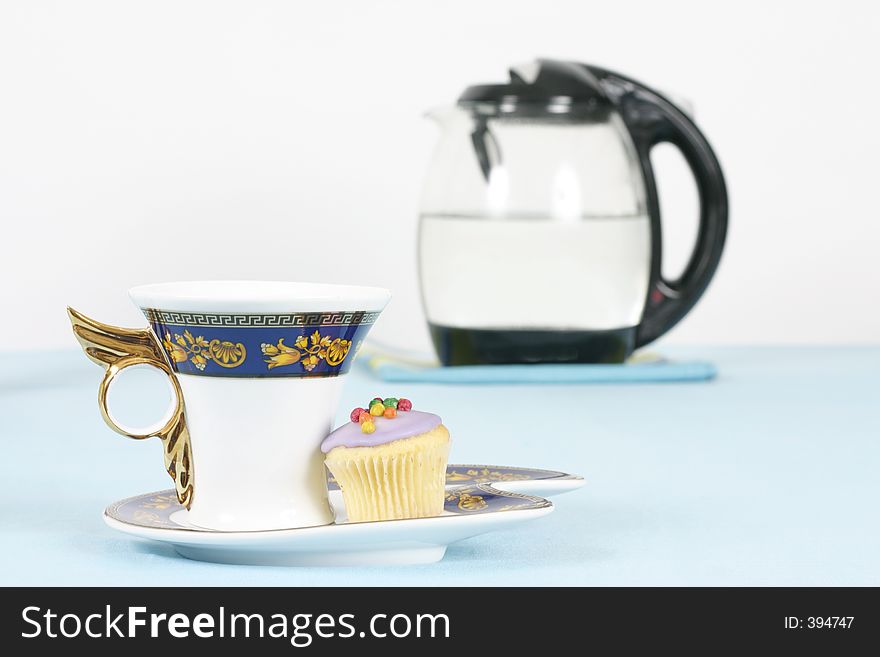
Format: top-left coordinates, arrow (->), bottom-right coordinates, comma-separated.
67,307 -> 194,509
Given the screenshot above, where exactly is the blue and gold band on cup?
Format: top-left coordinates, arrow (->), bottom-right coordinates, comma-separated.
143,309 -> 381,378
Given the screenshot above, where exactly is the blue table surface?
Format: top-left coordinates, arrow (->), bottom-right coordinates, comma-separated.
1,346 -> 878,586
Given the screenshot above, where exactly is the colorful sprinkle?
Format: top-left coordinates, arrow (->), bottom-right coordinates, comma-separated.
361,421 -> 376,434
352,395 -> 412,422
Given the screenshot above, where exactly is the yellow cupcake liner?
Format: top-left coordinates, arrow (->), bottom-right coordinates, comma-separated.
324,425 -> 450,522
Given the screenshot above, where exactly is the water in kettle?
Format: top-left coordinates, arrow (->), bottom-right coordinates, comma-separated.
419,213 -> 651,332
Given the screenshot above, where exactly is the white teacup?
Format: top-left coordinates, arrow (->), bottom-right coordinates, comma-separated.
69,281 -> 391,531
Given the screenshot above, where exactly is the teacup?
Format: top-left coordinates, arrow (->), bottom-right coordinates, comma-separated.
69,281 -> 391,531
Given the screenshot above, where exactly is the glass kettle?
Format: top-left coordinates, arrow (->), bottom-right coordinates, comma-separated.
419,60 -> 727,365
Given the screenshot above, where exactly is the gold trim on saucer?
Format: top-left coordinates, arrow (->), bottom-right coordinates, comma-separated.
68,307 -> 194,509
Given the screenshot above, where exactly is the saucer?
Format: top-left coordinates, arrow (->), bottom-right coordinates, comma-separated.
104,464 -> 584,566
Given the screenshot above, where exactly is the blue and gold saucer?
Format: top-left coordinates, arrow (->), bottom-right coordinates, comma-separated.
104,464 -> 584,566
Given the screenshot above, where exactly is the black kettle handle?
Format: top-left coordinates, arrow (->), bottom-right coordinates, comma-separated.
589,67 -> 728,348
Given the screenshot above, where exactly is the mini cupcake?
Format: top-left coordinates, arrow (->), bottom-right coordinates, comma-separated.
322,397 -> 450,522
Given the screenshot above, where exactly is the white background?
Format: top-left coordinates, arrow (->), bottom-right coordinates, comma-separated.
1,0 -> 878,353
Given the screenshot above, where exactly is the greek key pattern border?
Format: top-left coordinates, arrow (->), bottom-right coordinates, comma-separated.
143,308 -> 381,328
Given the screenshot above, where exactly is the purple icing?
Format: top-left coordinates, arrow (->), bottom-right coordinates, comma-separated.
320,410 -> 442,453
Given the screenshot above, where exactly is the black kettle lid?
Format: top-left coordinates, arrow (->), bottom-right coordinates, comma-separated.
458,59 -> 611,116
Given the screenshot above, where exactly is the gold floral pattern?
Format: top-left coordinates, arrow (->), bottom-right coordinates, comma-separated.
325,338 -> 351,366
445,488 -> 489,512
210,340 -> 246,368
141,493 -> 179,510
162,330 -> 246,370
457,492 -> 488,511
446,467 -> 534,483
132,510 -> 163,525
130,493 -> 180,526
261,330 -> 351,372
